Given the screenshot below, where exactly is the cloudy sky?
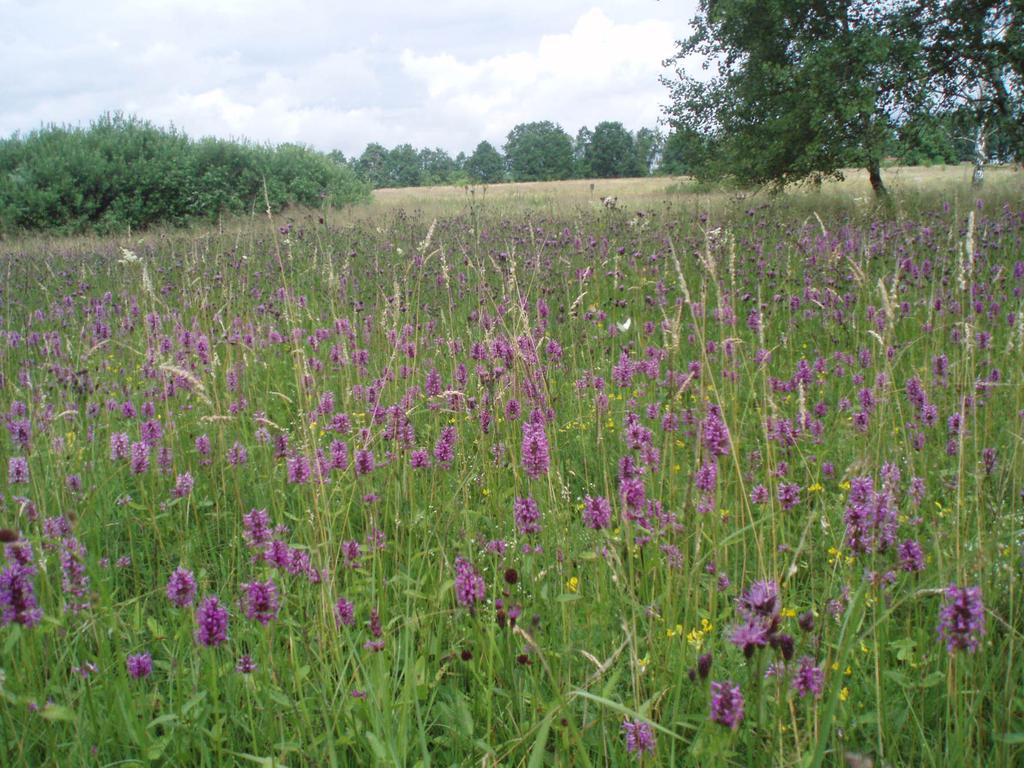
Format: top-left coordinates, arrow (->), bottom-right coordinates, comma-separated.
0,0 -> 701,157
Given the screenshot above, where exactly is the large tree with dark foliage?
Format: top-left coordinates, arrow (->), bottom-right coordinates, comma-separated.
584,121 -> 643,178
464,141 -> 505,184
661,0 -> 926,196
504,121 -> 574,182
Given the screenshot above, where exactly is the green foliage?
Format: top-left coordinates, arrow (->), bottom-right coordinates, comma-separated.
914,0 -> 1023,162
418,147 -> 458,186
661,0 -> 927,195
660,127 -> 715,176
385,144 -> 424,188
584,121 -> 643,178
355,143 -> 390,188
504,121 -> 575,182
464,141 -> 505,184
0,113 -> 368,234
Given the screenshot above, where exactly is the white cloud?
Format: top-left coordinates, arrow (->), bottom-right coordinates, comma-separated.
400,8 -> 678,147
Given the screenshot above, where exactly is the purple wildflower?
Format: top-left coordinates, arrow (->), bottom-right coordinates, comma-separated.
226,441 -> 248,466
195,595 -> 229,647
129,442 -> 149,475
454,556 -> 486,609
126,653 -> 153,679
110,432 -> 130,460
240,579 -> 279,624
729,621 -> 770,657
521,422 -> 550,479
287,454 -> 311,484
898,539 -> 925,572
791,656 -> 824,698
582,495 -> 612,530
777,483 -> 801,511
354,449 -> 375,476
701,409 -> 731,457
750,485 -> 770,504
8,457 -> 29,485
937,584 -> 985,654
513,497 -> 542,535
709,681 -> 745,729
0,562 -> 42,627
737,580 -> 781,622
335,597 -> 355,627
236,655 -> 257,674
59,537 -> 90,613
173,472 -> 194,498
166,566 -> 198,608
433,426 -> 457,466
621,719 -> 656,756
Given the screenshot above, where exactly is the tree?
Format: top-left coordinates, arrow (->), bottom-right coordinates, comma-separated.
385,144 -> 423,188
634,127 -> 664,175
660,127 -> 714,176
419,147 -> 456,185
661,0 -> 925,196
504,121 -> 574,181
355,143 -> 389,188
585,121 -> 643,178
464,141 -> 505,183
914,0 -> 1023,183
573,126 -> 594,178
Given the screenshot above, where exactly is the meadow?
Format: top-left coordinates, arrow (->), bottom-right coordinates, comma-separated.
1,167 -> 1023,766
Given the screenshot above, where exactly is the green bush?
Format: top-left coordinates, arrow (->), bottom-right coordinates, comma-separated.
0,113 -> 369,234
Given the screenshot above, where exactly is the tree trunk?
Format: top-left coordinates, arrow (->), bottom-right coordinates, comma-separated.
868,160 -> 887,197
971,120 -> 987,188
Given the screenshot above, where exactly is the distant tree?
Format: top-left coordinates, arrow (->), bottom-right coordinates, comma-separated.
464,141 -> 505,183
356,143 -> 389,188
504,121 -> 574,181
659,127 -> 714,176
634,127 -> 664,175
386,144 -> 423,187
419,147 -> 456,185
895,111 -> 961,165
661,0 -> 926,196
327,149 -> 348,166
585,121 -> 642,178
573,126 -> 593,178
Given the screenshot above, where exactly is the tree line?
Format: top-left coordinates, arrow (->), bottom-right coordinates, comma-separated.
341,121 -> 665,189
661,0 -> 1022,195
343,108 -> 1001,191
0,113 -> 369,234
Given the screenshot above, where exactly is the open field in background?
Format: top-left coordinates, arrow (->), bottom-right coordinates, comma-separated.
1,166 -> 1023,766
359,164 -> 1023,219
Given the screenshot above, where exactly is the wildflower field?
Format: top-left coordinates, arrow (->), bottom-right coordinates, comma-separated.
1,178 -> 1023,766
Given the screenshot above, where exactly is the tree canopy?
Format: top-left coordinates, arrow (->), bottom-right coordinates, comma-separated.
504,121 -> 575,182
464,141 -> 505,184
661,0 -> 1022,194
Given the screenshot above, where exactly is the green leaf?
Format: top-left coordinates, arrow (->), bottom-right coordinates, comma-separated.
146,734 -> 173,761
527,709 -> 556,768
